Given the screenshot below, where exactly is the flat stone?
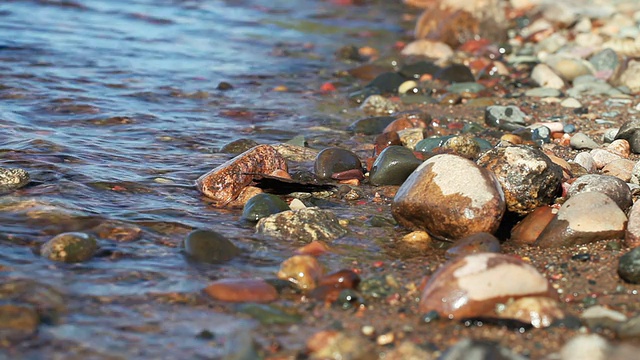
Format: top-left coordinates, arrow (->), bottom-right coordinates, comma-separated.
535,192 -> 627,248
581,305 -> 628,330
392,154 -> 505,240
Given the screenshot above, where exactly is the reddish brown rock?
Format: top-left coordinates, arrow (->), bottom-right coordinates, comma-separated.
196,145 -> 288,207
277,255 -> 324,290
204,279 -> 278,303
295,241 -> 331,256
419,253 -> 555,319
535,192 -> 627,248
510,206 -> 557,245
309,269 -> 361,302
445,232 -> 501,259
392,154 -> 505,241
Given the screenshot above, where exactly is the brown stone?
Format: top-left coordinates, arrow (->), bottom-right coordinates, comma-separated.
196,145 -> 288,207
445,232 -> 501,259
204,279 -> 278,303
277,255 -> 324,290
510,206 -> 557,245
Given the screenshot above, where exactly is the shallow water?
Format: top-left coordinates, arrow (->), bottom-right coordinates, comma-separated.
0,0 -> 408,357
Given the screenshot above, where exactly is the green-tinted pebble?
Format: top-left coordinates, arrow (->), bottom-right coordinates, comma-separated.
219,139 -> 259,154
446,82 -> 485,94
369,146 -> 422,186
40,232 -> 98,263
414,136 -> 454,153
183,229 -> 241,264
242,193 -> 290,222
236,303 -> 302,325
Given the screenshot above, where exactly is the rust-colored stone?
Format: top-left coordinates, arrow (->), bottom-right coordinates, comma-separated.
204,279 -> 278,303
196,145 -> 288,207
510,206 -> 557,245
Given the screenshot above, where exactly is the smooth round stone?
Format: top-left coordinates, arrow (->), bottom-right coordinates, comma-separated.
183,229 -> 241,263
573,152 -> 597,173
314,147 -> 362,181
398,80 -> 419,95
568,174 -> 632,211
204,279 -> 278,303
614,118 -> 640,154
414,136 -> 454,153
398,60 -> 441,79
0,167 -> 30,193
559,335 -> 610,360
419,253 -> 554,319
531,63 -> 564,89
620,60 -> 640,93
397,128 -> 424,150
625,202 -> 640,249
446,82 -> 485,94
606,139 -> 631,158
392,154 -> 505,240
360,95 -> 400,115
348,116 -> 395,135
277,255 -> 324,290
485,105 -> 527,130
618,247 -> 640,284
242,193 -> 289,222
560,97 -> 582,108
510,206 -> 557,245
445,232 -> 501,259
525,87 -> 562,97
564,124 -> 576,133
551,58 -> 592,81
442,135 -> 481,159
365,72 -> 406,94
40,232 -> 98,263
570,132 -> 599,150
590,148 -> 623,169
477,144 -> 563,215
374,131 -> 401,155
220,138 -> 259,154
369,146 -> 422,186
590,49 -> 619,79
434,64 -> 475,83
535,192 -> 627,248
602,158 -> 635,182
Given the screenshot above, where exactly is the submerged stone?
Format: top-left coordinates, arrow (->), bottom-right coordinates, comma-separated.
204,279 -> 278,303
242,193 -> 289,222
0,167 -> 29,193
40,232 -> 98,263
314,147 -> 363,181
256,207 -> 347,243
183,229 -> 240,263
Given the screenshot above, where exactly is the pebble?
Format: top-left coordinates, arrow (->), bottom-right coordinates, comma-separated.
397,128 -> 424,150
182,229 -> 240,264
242,193 -> 290,222
535,192 -> 627,248
306,330 -> 371,360
438,338 -> 528,360
434,64 -> 475,83
590,148 -> 623,169
567,174 -> 632,211
400,39 -> 453,63
369,146 -> 422,186
414,136 -> 454,154
581,305 -> 628,330
256,207 -> 347,243
606,139 -> 631,158
365,72 -> 406,94
398,80 -> 419,95
525,87 -> 562,97
92,220 -> 142,242
619,59 -> 640,93
398,60 -> 441,79
445,232 -> 501,259
197,144 -> 288,207
236,303 -> 301,325
392,154 -> 505,240
446,82 -> 485,94
484,105 -> 527,130
559,334 -> 610,360
603,128 -> 620,143
314,147 -> 362,181
273,143 -> 319,162
510,206 -> 557,245
589,48 -> 620,80
40,232 -> 98,263
204,279 -> 278,303
419,253 -> 554,319
496,296 -> 564,328
348,116 -> 395,135
442,134 -> 482,159
619,247 -> 640,283
602,158 -> 635,182
531,63 -> 564,89
401,230 -> 432,251
277,255 -> 324,290
219,138 -> 259,154
560,97 -> 582,108
383,116 -> 426,133
550,57 -> 593,82
569,132 -> 599,150
374,131 -> 401,155
477,144 -> 563,215
383,341 -> 432,360
617,315 -> 640,339
615,119 -> 640,154
0,167 -> 30,193
360,94 -> 400,115
0,279 -> 66,325
631,161 -> 640,185
626,200 -> 640,248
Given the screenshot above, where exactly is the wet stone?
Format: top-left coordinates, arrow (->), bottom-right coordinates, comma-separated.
369,146 -> 422,186
570,132 -> 599,150
435,64 -> 475,83
307,330 -> 372,360
0,303 -> 39,343
438,338 -> 528,360
415,135 -> 454,154
419,253 -> 554,319
445,232 -> 500,259
477,144 -> 563,215
0,279 -> 66,325
0,167 -> 30,193
219,138 -> 259,154
41,232 -> 98,263
236,303 -> 301,325
446,82 -> 485,94
442,134 -> 482,159
242,193 -> 289,222
618,247 -> 640,284
397,128 -> 424,150
348,116 -> 395,135
485,105 -> 527,131
568,174 -> 632,211
204,279 -> 278,303
398,60 -> 441,79
277,255 -> 324,290
365,72 -> 406,94
392,154 -> 505,240
196,144 -> 288,207
183,229 -> 240,264
615,119 -> 640,154
314,147 -> 362,181
256,207 -> 347,243
360,94 -> 400,115
535,192 -> 627,249
92,220 -> 142,242
497,296 -> 564,329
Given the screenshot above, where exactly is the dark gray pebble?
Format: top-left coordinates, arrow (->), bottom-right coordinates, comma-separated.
183,229 -> 241,264
369,146 -> 422,186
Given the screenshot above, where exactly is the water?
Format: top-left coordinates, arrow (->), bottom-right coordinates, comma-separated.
0,0 -> 407,357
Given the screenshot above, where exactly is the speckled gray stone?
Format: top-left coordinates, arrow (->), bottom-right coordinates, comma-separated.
570,132 -> 599,150
568,174 -> 632,211
0,168 -> 29,193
